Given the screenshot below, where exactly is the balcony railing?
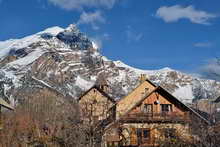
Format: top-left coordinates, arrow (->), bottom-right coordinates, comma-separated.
120,112 -> 190,123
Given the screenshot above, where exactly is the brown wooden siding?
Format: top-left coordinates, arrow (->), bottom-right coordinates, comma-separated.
123,91 -> 190,123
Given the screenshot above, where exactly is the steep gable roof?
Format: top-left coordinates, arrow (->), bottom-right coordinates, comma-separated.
78,85 -> 116,103
115,79 -> 157,117
104,80 -> 210,133
124,85 -> 210,124
116,79 -> 157,104
122,87 -> 159,115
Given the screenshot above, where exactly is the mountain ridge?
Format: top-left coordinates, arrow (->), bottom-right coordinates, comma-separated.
0,24 -> 220,105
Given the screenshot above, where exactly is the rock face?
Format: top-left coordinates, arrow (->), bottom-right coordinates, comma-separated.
0,24 -> 220,104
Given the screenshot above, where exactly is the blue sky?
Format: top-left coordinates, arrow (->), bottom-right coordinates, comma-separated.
0,0 -> 220,75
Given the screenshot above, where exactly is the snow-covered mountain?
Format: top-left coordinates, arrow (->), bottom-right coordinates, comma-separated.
0,24 -> 220,104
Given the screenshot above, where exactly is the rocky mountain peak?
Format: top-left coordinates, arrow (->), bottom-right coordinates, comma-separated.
0,25 -> 220,105
56,24 -> 92,50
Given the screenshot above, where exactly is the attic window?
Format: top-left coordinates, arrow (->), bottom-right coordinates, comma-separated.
161,104 -> 172,112
141,104 -> 153,113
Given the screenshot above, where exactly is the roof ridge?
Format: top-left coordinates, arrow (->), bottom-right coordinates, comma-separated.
78,85 -> 116,103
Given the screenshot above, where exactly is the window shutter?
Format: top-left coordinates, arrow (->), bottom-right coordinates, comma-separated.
130,128 -> 137,145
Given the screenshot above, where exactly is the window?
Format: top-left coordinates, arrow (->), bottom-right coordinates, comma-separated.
137,129 -> 151,144
142,104 -> 153,113
137,129 -> 142,138
163,128 -> 176,138
143,129 -> 150,138
161,104 -> 172,112
107,142 -> 119,147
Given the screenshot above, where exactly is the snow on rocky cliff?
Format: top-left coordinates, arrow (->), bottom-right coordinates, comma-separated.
0,24 -> 220,104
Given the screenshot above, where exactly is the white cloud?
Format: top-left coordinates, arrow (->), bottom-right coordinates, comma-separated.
200,59 -> 220,81
91,38 -> 103,49
125,26 -> 143,42
91,33 -> 110,49
103,33 -> 110,40
156,5 -> 217,25
77,10 -> 105,30
47,0 -> 118,10
194,42 -> 213,48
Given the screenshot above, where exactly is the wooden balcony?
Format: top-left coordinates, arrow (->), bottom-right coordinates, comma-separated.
120,112 -> 190,123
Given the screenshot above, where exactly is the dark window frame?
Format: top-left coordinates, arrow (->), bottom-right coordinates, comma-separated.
163,128 -> 176,138
141,104 -> 153,113
137,128 -> 151,144
143,129 -> 150,139
161,104 -> 173,112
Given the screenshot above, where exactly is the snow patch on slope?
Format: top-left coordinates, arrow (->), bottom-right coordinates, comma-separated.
9,49 -> 45,67
0,26 -> 64,60
37,26 -> 64,36
0,24 -> 220,104
75,76 -> 94,90
0,40 -> 15,59
173,85 -> 194,103
114,60 -> 173,75
92,41 -> 99,50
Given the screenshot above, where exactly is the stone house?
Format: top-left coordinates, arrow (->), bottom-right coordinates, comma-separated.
78,75 -> 210,147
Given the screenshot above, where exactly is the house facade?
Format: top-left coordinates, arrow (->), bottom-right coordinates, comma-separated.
78,75 -> 209,147
104,76 -> 209,147
78,84 -> 117,147
78,85 -> 116,122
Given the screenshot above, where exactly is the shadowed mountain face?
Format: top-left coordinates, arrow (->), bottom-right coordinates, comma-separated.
0,24 -> 220,104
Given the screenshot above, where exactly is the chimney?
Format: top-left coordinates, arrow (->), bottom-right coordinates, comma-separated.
139,74 -> 147,83
100,84 -> 109,93
96,73 -> 109,93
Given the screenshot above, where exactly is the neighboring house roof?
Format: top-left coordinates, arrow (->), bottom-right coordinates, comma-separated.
191,108 -> 213,123
78,85 -> 116,103
213,96 -> 220,103
0,98 -> 14,110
